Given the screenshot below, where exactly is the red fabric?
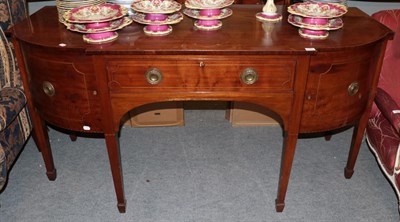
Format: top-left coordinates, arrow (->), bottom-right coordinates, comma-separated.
370,10 -> 400,117
367,112 -> 400,175
374,88 -> 400,133
367,9 -> 400,192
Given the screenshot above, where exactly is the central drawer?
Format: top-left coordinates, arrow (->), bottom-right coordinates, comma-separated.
106,56 -> 296,93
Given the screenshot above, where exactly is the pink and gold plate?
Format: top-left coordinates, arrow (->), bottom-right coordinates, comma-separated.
287,2 -> 347,18
298,28 -> 329,40
131,11 -> 183,25
194,19 -> 222,30
83,31 -> 119,44
63,3 -> 128,23
143,25 -> 173,36
183,8 -> 232,20
287,14 -> 343,30
131,0 -> 181,14
185,0 -> 234,10
64,17 -> 132,33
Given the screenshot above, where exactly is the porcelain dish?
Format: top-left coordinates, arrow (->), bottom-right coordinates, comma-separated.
131,11 -> 183,25
63,3 -> 128,23
194,19 -> 222,30
83,31 -> 119,43
131,0 -> 181,14
287,2 -> 347,18
185,0 -> 234,9
143,25 -> 173,36
288,14 -> 343,30
183,8 -> 232,20
64,17 -> 132,33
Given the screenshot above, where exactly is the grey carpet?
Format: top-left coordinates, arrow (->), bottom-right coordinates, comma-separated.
0,110 -> 398,221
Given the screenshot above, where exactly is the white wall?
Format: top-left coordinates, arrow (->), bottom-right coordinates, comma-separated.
28,1 -> 400,15
348,1 -> 400,14
28,1 -> 55,15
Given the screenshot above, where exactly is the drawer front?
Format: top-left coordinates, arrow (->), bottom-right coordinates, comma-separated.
300,47 -> 377,133
106,57 -> 296,93
26,47 -> 103,133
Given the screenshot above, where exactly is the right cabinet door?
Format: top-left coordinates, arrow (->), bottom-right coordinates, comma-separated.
300,45 -> 380,133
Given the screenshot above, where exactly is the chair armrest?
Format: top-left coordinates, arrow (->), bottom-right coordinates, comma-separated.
0,87 -> 26,132
375,87 -> 400,134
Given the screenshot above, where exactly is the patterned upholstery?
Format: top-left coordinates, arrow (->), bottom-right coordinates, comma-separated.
0,20 -> 31,190
0,0 -> 28,32
366,9 -> 400,208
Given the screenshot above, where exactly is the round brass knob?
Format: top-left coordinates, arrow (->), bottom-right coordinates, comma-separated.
145,68 -> 163,85
42,81 -> 55,97
241,68 -> 258,85
348,82 -> 359,96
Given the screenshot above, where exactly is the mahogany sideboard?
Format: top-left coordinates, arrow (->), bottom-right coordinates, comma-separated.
11,5 -> 393,213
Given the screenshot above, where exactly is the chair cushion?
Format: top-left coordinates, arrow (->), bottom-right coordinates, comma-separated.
0,87 -> 26,131
0,26 -> 23,89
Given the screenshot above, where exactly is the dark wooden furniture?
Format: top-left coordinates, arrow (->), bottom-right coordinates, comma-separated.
12,5 -> 393,213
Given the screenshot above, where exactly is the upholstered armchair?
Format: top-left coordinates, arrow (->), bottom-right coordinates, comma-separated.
0,0 -> 28,32
366,9 -> 400,209
0,0 -> 31,191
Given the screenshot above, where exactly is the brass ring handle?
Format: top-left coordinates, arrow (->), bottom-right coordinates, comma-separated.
145,68 -> 163,85
42,81 -> 55,97
348,82 -> 359,96
241,68 -> 258,85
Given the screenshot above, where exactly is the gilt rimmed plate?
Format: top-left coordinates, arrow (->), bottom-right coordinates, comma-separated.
287,2 -> 347,18
298,28 -> 329,40
131,11 -> 183,25
185,0 -> 234,10
83,31 -> 119,44
143,25 -> 173,36
65,17 -> 132,33
63,4 -> 128,23
194,20 -> 222,31
183,8 -> 232,20
288,14 -> 343,30
131,0 -> 181,14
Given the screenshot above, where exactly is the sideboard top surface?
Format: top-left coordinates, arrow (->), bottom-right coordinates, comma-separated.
12,5 -> 393,55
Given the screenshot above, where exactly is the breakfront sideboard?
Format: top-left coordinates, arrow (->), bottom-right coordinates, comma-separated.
12,5 -> 393,213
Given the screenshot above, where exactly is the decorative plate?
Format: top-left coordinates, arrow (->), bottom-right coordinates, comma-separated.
63,4 -> 128,23
298,28 -> 329,40
143,25 -> 173,36
255,12 -> 282,22
185,0 -> 234,10
83,31 -> 119,44
131,0 -> 181,14
194,19 -> 222,31
131,11 -> 183,25
65,17 -> 132,33
183,8 -> 232,20
288,14 -> 343,30
287,2 -> 347,18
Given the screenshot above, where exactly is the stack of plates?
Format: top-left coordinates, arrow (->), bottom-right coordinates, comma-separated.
56,0 -> 106,23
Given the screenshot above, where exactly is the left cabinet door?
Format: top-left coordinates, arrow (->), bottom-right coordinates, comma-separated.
23,45 -> 103,133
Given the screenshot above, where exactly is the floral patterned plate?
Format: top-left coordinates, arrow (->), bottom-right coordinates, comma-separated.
65,17 -> 132,33
63,4 -> 128,23
131,11 -> 183,25
131,0 -> 181,14
185,0 -> 234,10
183,8 -> 232,20
83,31 -> 119,44
287,2 -> 347,18
288,14 -> 343,30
